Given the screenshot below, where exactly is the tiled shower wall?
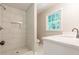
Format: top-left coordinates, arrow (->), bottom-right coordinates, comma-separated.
0,5 -> 28,52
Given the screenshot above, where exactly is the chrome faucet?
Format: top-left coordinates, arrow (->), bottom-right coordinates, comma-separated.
72,28 -> 79,38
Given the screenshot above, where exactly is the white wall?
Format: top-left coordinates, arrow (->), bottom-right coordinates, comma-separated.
25,4 -> 35,50
37,3 -> 79,40
62,4 -> 79,32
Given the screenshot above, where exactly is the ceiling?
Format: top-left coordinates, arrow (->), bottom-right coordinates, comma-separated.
3,3 -> 32,11
37,3 -> 60,14
1,3 -> 62,13
37,3 -> 54,14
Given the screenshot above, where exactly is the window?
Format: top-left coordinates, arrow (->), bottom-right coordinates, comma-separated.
46,10 -> 61,31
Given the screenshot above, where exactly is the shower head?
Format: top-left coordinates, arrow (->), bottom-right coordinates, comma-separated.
0,4 -> 6,10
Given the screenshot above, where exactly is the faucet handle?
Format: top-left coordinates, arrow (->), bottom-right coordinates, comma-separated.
0,26 -> 3,31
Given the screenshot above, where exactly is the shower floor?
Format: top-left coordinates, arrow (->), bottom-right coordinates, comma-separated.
0,47 -> 33,55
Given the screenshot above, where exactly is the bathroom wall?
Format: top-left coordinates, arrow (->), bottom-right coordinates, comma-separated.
25,4 -> 35,50
0,5 -> 29,51
37,3 -> 79,39
37,4 -> 62,39
61,4 -> 79,32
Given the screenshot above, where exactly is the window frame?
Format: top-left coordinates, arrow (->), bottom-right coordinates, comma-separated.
46,9 -> 62,31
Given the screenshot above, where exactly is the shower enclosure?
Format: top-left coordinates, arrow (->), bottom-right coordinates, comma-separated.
0,3 -> 35,55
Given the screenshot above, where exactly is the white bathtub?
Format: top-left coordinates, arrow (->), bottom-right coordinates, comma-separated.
42,32 -> 79,55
